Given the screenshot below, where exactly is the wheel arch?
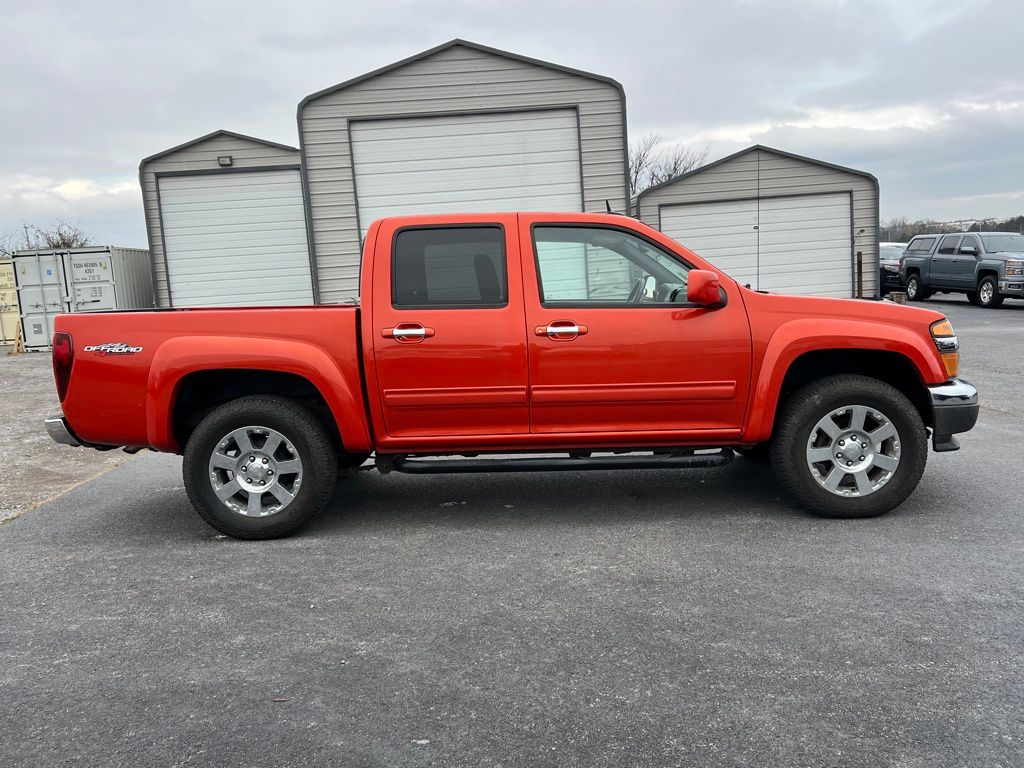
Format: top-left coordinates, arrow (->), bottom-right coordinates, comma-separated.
744,320 -> 944,442
146,336 -> 372,453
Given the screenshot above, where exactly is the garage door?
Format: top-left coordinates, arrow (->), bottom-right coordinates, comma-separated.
660,199 -> 758,288
350,109 -> 583,236
158,170 -> 314,307
659,192 -> 853,297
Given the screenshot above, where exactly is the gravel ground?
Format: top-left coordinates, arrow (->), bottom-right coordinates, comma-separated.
0,351 -> 132,522
1,296 -> 1021,767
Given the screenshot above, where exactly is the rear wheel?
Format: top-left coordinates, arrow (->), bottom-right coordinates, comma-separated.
770,376 -> 927,518
977,275 -> 1003,308
905,274 -> 929,301
183,395 -> 338,539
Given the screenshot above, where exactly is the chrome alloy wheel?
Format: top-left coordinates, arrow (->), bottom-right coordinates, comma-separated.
208,426 -> 303,517
979,280 -> 994,304
805,405 -> 901,497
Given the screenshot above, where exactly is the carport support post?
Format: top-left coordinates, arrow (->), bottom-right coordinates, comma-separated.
857,250 -> 863,298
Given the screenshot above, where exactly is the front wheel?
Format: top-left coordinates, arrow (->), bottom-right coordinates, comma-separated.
183,396 -> 339,539
977,275 -> 1003,308
769,376 -> 927,518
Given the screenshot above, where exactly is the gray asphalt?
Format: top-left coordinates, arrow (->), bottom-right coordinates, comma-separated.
2,297 -> 1023,768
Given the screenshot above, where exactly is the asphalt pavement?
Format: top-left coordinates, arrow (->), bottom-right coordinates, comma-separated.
2,296 -> 1022,767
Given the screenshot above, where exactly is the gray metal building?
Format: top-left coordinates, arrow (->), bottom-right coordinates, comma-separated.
298,39 -> 629,303
139,131 -> 314,308
635,145 -> 879,298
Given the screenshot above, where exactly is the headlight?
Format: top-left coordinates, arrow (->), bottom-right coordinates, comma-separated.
1005,259 -> 1024,276
930,319 -> 959,378
882,264 -> 900,272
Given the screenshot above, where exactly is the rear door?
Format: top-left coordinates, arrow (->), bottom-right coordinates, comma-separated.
520,216 -> 751,438
931,235 -> 962,286
369,216 -> 529,440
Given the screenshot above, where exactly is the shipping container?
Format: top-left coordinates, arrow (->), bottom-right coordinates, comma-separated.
0,259 -> 19,347
13,247 -> 154,350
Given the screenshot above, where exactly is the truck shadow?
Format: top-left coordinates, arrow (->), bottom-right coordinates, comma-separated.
309,458 -> 805,535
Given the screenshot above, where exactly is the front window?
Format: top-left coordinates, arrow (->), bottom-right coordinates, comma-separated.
981,234 -> 1024,253
532,226 -> 691,305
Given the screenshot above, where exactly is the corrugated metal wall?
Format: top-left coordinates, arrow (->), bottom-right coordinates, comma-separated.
636,147 -> 879,298
140,133 -> 303,307
299,42 -> 627,303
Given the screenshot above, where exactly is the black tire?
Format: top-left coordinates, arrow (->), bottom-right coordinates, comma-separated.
769,375 -> 927,519
977,275 -> 1003,308
183,395 -> 338,539
905,274 -> 930,301
966,291 -> 980,306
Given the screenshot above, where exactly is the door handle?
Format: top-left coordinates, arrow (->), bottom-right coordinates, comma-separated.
535,321 -> 588,339
382,323 -> 435,342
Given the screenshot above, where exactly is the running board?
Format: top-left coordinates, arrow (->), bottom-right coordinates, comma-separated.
384,450 -> 733,475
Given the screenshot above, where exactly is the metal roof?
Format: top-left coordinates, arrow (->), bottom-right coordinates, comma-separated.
138,129 -> 298,169
298,38 -> 625,108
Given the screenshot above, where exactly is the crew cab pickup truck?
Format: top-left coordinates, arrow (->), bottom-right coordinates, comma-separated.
45,213 -> 979,539
900,231 -> 1024,308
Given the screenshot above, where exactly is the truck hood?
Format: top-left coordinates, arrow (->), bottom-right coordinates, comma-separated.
738,285 -> 946,331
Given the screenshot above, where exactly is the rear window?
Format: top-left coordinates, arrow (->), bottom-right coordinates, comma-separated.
392,227 -> 507,308
908,238 -> 936,252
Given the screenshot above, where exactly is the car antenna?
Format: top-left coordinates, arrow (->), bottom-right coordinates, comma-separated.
606,200 -> 612,213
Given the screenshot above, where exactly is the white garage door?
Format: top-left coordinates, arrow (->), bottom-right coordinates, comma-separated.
158,170 -> 314,307
660,199 -> 758,288
350,109 -> 583,235
659,192 -> 853,297
756,194 -> 852,296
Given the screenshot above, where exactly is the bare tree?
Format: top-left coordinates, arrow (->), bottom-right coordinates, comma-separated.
0,229 -> 19,257
629,131 -> 710,196
17,218 -> 93,251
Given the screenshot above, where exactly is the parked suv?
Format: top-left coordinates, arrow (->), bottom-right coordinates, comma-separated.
900,232 -> 1024,307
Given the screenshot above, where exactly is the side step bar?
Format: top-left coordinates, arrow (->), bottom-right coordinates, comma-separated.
383,450 -> 733,475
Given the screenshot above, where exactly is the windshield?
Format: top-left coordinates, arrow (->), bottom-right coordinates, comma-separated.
981,234 -> 1024,253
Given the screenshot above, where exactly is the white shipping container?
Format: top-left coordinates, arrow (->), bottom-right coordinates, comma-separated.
0,259 -> 20,347
13,247 -> 154,350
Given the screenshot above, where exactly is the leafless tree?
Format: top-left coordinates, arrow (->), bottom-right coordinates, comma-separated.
16,218 -> 93,251
629,131 -> 711,196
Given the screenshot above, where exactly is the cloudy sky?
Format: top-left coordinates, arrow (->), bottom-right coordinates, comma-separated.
2,0 -> 1022,247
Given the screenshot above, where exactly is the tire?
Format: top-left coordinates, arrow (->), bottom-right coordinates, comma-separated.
183,395 -> 338,539
977,275 -> 1003,308
905,274 -> 929,301
966,291 -> 980,306
769,375 -> 927,519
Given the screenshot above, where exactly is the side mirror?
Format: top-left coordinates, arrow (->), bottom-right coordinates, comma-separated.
960,246 -> 978,257
686,269 -> 727,308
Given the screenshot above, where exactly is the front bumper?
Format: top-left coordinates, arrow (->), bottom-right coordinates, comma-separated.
997,279 -> 1024,296
928,378 -> 979,452
880,270 -> 903,290
44,416 -> 82,447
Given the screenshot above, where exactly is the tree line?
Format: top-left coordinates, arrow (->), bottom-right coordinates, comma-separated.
881,215 -> 1024,243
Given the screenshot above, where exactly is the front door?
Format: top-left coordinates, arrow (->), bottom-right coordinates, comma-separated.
370,216 -> 529,440
520,217 -> 751,438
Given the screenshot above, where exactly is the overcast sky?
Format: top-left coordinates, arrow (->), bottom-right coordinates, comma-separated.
2,0 -> 1022,248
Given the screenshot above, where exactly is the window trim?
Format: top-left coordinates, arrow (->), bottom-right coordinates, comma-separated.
390,223 -> 509,310
529,222 -> 701,309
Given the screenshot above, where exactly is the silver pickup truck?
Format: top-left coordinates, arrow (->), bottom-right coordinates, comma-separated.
900,232 -> 1024,308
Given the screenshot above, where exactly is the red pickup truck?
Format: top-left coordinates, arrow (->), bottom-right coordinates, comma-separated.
45,212 -> 978,539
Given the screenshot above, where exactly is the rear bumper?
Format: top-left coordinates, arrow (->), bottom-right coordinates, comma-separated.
44,416 -> 82,447
928,378 -> 979,452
